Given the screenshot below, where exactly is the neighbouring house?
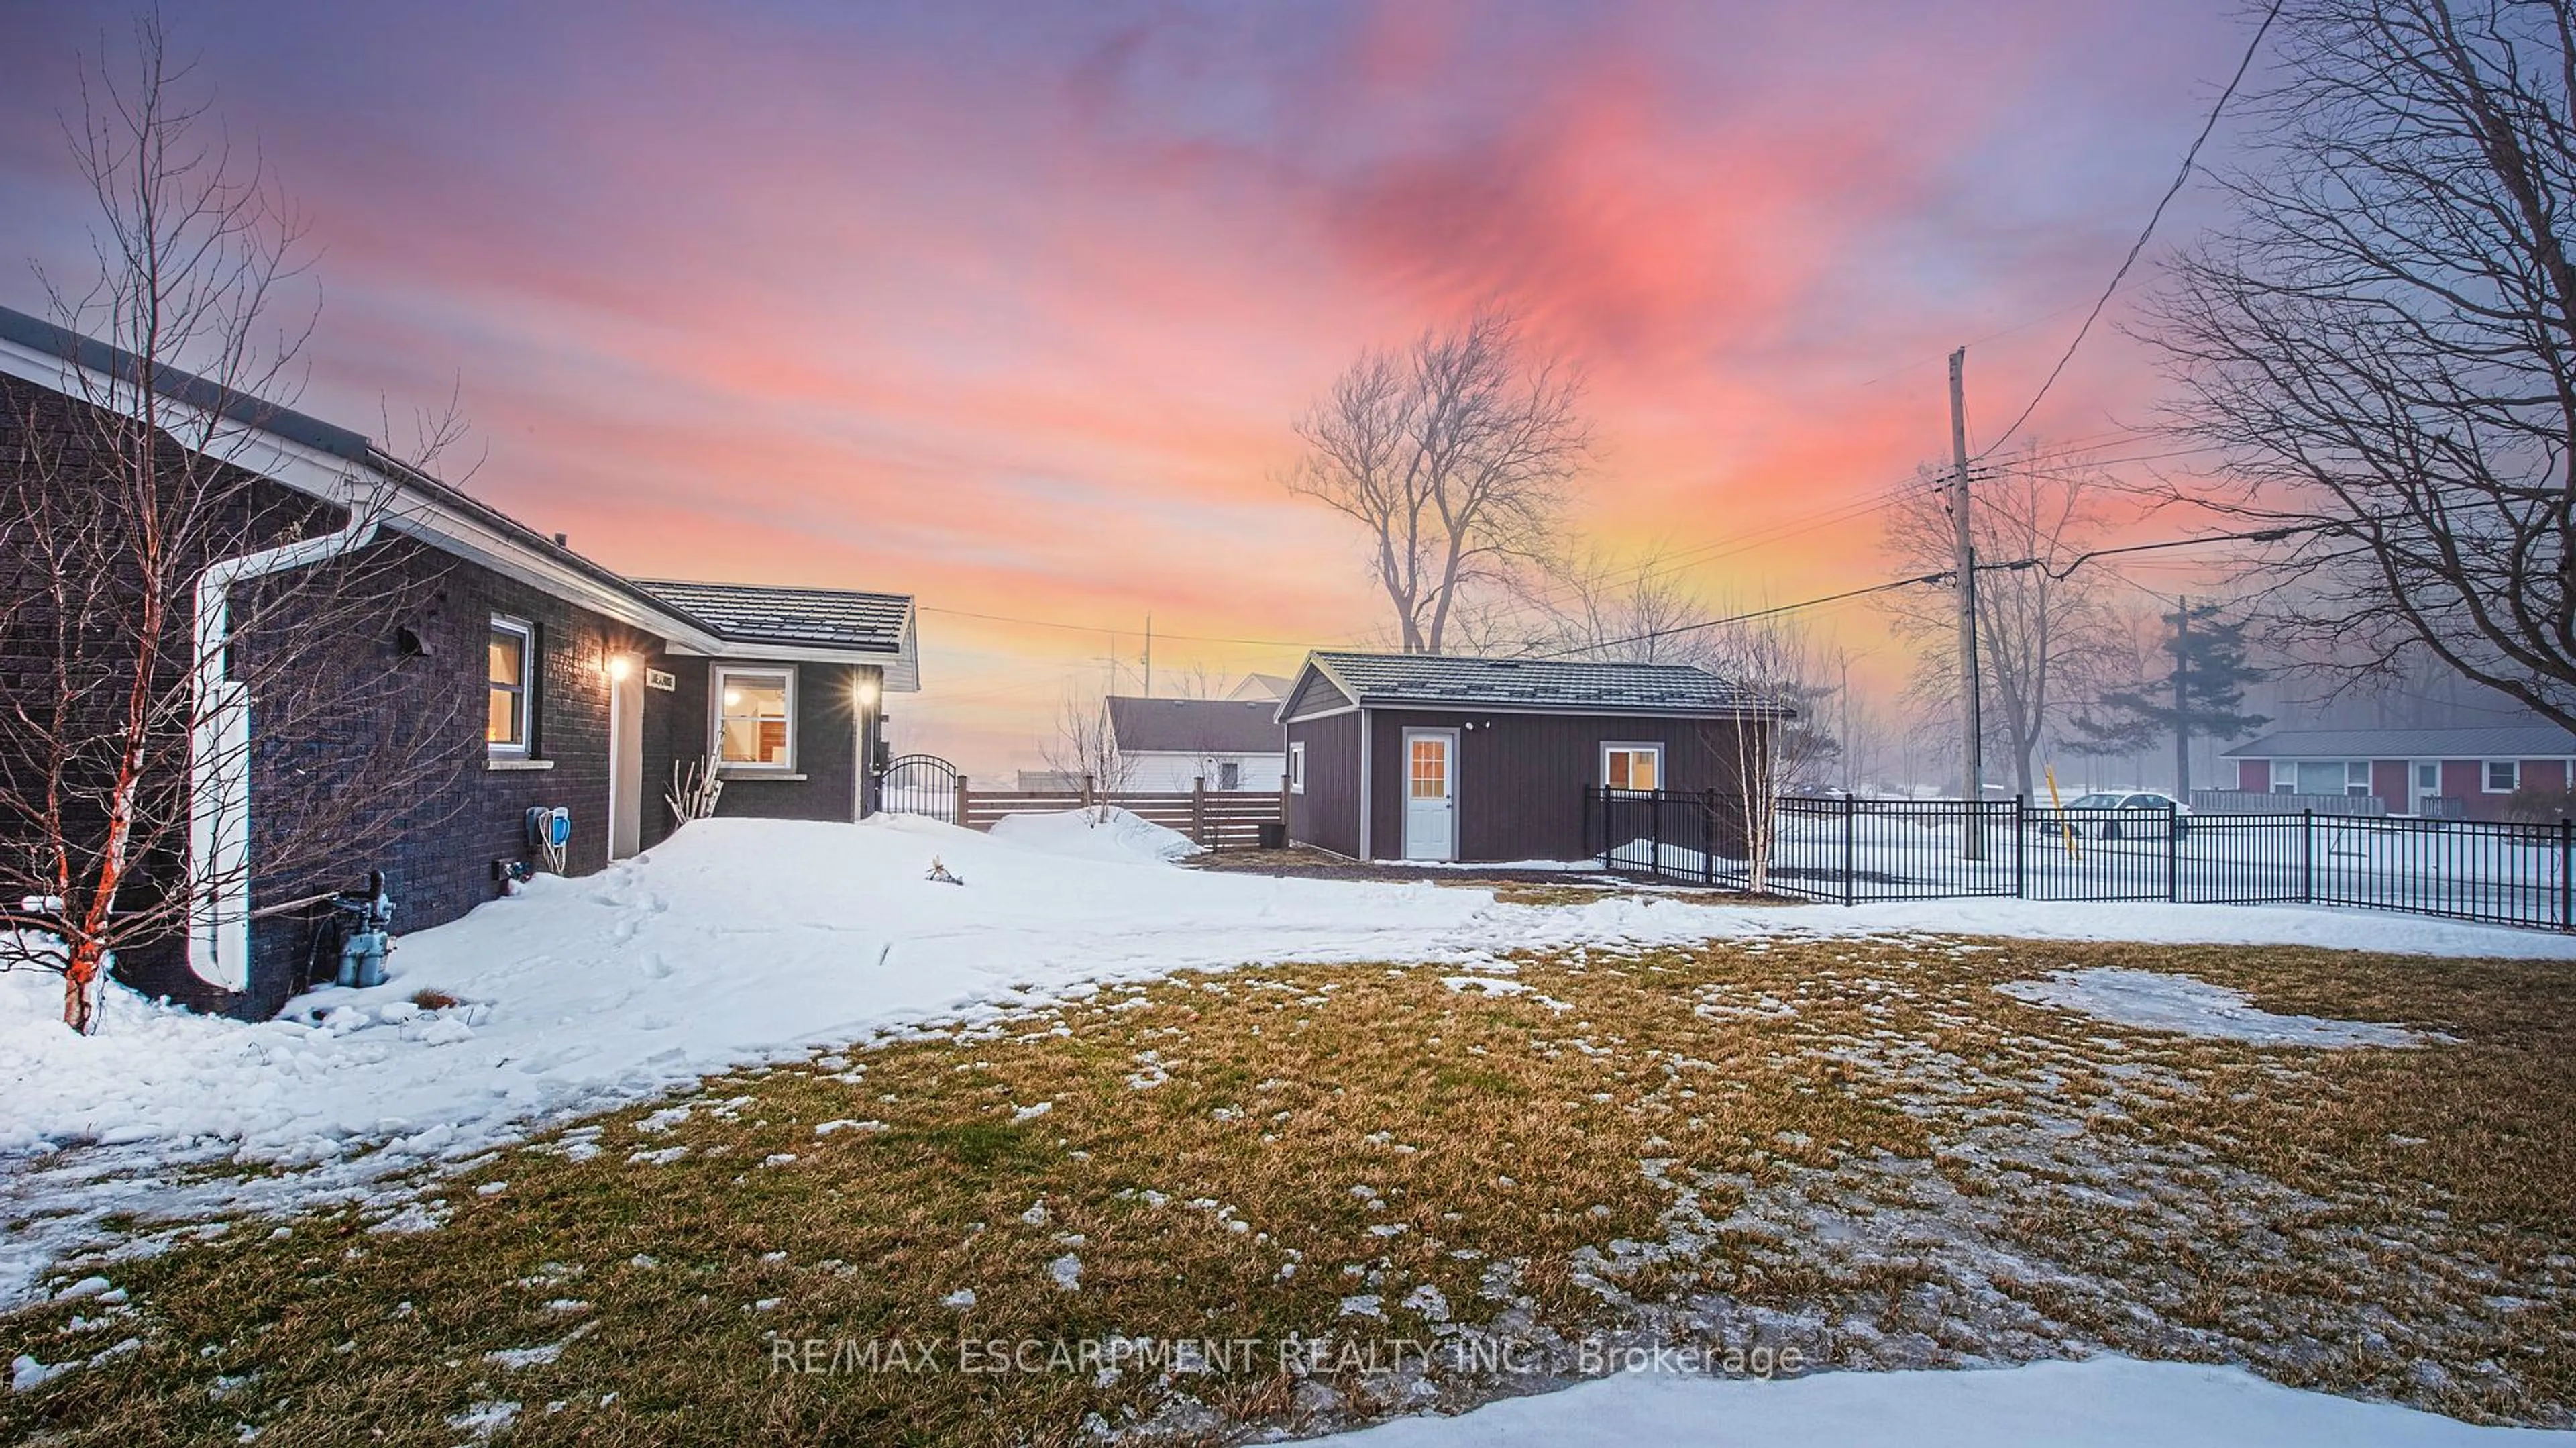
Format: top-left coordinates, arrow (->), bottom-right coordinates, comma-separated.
2220,725 -> 2576,821
1277,652 -> 1783,863
1226,672 -> 1295,703
1106,695 -> 1287,792
0,304 -> 919,1017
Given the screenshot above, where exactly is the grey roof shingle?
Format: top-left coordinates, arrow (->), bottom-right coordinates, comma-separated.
632,580 -> 912,652
2223,725 -> 2576,759
1298,651 -> 1782,716
1108,696 -> 1287,755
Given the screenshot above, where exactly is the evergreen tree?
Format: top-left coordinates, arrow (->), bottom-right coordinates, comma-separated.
2069,602 -> 2269,790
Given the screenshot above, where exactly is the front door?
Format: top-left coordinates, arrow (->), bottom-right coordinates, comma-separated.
1401,729 -> 1458,861
609,659 -> 645,859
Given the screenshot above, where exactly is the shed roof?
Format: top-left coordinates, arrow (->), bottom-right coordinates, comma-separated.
2223,725 -> 2576,759
1108,696 -> 1287,754
1289,651 -> 1780,718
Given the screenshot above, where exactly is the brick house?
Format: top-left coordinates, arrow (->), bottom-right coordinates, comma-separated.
2220,726 -> 2576,821
0,305 -> 918,1017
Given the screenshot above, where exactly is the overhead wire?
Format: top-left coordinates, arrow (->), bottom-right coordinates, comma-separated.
1974,0 -> 2284,460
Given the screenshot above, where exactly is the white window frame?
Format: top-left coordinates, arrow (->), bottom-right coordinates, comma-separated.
487,615 -> 536,757
2346,760 -> 2373,798
712,664 -> 798,772
1602,741 -> 1665,794
1288,741 -> 1306,794
2484,760 -> 2520,794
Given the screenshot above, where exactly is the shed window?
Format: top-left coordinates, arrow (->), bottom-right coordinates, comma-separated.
2486,760 -> 2520,793
488,616 -> 534,754
714,666 -> 795,769
1288,741 -> 1305,794
1603,743 -> 1662,792
1218,760 -> 1241,790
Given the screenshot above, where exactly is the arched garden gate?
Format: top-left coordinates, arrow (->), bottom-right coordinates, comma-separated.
879,753 -> 961,822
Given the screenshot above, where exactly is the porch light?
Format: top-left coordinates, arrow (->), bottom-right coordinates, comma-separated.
607,653 -> 635,681
855,676 -> 881,709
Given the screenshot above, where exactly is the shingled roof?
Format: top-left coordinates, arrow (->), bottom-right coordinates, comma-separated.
1289,651 -> 1783,719
632,580 -> 913,653
1108,696 -> 1286,755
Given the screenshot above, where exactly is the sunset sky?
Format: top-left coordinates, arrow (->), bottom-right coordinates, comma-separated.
0,1 -> 2254,774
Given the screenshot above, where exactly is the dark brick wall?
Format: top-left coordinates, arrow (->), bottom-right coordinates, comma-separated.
646,656 -> 866,829
215,538 -> 674,1015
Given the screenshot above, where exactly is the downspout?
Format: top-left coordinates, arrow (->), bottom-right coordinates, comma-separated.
188,517 -> 380,990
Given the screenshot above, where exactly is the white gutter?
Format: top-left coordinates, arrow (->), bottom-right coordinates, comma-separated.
187,517 -> 380,990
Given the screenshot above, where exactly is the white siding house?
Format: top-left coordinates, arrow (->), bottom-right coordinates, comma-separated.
1108,696 -> 1287,792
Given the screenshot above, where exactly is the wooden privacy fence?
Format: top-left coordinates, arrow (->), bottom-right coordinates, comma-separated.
949,776 -> 1285,850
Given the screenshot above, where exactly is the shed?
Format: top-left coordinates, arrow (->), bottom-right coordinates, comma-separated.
1276,651 -> 1782,863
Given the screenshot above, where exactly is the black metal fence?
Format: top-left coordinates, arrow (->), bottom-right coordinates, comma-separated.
1593,788 -> 2575,933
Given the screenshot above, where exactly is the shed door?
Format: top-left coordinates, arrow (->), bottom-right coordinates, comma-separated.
1401,729 -> 1458,861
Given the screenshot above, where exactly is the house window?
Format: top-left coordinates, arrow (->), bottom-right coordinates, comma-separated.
1289,741 -> 1305,794
2417,763 -> 2440,792
2347,761 -> 2373,797
2292,760 -> 2367,797
1218,760 -> 1241,790
714,666 -> 795,770
2485,760 -> 2520,793
487,616 -> 535,754
1603,743 -> 1663,793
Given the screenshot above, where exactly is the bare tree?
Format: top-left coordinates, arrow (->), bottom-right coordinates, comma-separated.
1695,611 -> 1833,894
2145,0 -> 2576,726
1040,690 -> 1132,825
0,20 -> 463,1031
1286,307 -> 1588,654
1881,446 -> 2127,800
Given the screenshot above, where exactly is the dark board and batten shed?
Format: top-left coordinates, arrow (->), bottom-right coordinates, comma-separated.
1275,651 -> 1786,864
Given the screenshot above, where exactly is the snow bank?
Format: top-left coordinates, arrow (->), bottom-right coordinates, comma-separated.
985,807 -> 1204,864
1998,967 -> 2434,1048
1304,1357 -> 2573,1446
3,815 -> 2571,1306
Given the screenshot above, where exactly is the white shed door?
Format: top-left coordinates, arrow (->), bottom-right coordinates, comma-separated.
1401,729 -> 1458,861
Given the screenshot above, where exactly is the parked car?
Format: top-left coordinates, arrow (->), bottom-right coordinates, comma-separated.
2033,790 -> 2193,841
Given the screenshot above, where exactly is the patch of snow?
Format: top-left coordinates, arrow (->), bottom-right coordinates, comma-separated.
446,1400 -> 521,1438
1299,1357 -> 2574,1446
941,1288 -> 976,1308
1998,968 -> 2432,1048
1047,1254 -> 1083,1291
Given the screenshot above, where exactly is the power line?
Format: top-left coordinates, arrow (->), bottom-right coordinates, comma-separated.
1976,0 -> 2284,460
916,604 -> 1330,650
1542,522 -> 2323,659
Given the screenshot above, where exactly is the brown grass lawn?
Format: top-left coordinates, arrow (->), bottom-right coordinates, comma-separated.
4,933 -> 2572,1445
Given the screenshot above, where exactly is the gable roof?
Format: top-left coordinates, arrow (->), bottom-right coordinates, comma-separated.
633,580 -> 911,652
0,303 -> 919,686
1285,651 -> 1782,720
1227,672 -> 1295,702
2223,725 -> 2576,759
1108,696 -> 1286,755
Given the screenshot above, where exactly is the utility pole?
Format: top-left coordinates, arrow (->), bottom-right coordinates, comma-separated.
1142,614 -> 1153,698
2171,595 -> 2189,797
1949,347 -> 1986,859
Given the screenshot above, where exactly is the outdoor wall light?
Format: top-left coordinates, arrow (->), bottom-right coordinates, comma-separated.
606,653 -> 635,681
855,676 -> 881,709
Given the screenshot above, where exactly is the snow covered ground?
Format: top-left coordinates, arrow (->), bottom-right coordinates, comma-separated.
1305,1357 -> 2575,1446
3,812 -> 2573,1307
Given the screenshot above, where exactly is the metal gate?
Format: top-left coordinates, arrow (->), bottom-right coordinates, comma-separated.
879,753 -> 961,821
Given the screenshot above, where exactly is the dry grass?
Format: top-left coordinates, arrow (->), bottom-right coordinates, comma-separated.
4,934 -> 2571,1445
